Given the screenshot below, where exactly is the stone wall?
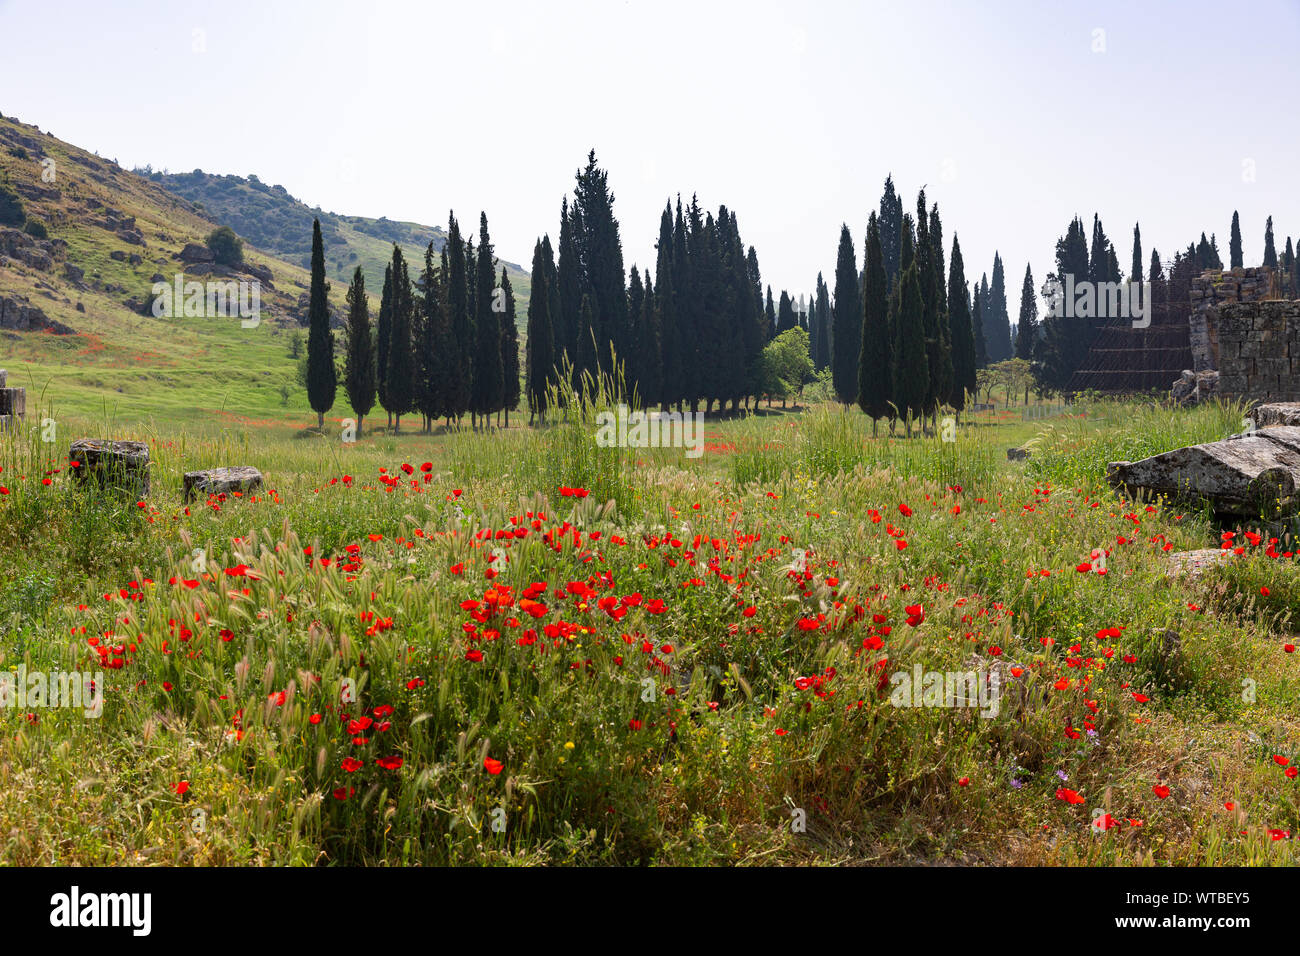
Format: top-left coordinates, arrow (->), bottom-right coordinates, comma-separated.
1216,301 -> 1300,402
1189,267 -> 1280,371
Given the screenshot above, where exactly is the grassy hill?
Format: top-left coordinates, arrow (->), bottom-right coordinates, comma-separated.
143,168 -> 530,305
0,112 -> 528,431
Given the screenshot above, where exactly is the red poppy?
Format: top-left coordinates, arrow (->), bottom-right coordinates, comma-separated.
483,757 -> 504,775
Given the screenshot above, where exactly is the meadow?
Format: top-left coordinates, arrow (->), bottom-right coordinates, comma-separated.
1,389 -> 1298,866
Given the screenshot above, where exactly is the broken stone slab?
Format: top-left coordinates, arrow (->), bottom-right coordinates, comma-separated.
1007,447 -> 1030,461
69,439 -> 150,498
1253,402 -> 1300,428
1107,425 -> 1300,519
183,466 -> 263,503
0,368 -> 6,387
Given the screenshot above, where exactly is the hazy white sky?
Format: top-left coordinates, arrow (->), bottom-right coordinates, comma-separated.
3,0 -> 1299,308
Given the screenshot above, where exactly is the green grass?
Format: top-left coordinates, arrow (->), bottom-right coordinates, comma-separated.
1,391 -> 1299,866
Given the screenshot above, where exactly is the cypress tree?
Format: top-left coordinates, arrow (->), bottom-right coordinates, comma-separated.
973,281 -> 987,369
376,261 -> 393,427
878,174 -> 903,287
637,274 -> 663,408
832,224 -> 862,404
446,213 -> 472,425
572,150 -> 628,375
764,285 -> 776,341
858,211 -> 892,429
813,274 -> 832,371
499,267 -> 519,427
556,197 -> 582,366
306,217 -> 336,430
342,266 -> 374,436
1149,248 -> 1164,284
1230,211 -> 1244,269
472,213 -> 503,428
384,246 -> 415,432
525,239 -> 556,423
777,290 -> 796,335
1131,224 -> 1143,283
1264,216 -> 1278,268
1015,263 -> 1038,360
947,234 -> 976,409
576,294 -> 598,385
416,242 -> 448,431
892,263 -> 928,436
987,253 -> 1012,361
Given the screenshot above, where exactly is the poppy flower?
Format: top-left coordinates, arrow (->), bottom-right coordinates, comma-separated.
173,781 -> 189,796
483,757 -> 504,775
1152,785 -> 1170,799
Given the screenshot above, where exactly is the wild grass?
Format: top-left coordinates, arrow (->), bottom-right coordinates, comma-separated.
0,395 -> 1297,865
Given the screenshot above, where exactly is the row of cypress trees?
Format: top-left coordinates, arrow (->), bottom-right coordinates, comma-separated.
855,185 -> 978,434
306,209 -> 520,435
524,152 -> 770,419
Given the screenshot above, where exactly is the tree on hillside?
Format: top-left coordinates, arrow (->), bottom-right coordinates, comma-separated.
832,224 -> 862,404
858,211 -> 892,431
206,225 -> 244,267
342,266 -> 375,436
1230,210 -> 1243,269
526,239 -> 556,423
306,218 -> 336,430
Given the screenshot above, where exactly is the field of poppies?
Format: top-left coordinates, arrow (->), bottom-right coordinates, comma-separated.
1,395 -> 1298,866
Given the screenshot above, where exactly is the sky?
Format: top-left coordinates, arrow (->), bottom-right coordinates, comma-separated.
3,0 -> 1299,312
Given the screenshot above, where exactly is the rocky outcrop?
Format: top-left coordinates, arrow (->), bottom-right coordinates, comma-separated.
0,226 -> 65,272
1108,426 -> 1300,519
178,243 -> 214,264
1253,403 -> 1300,428
69,439 -> 150,498
0,293 -> 76,334
183,466 -> 263,503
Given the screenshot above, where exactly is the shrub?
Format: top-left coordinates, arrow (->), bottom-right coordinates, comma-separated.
0,180 -> 24,227
23,217 -> 47,239
205,225 -> 244,267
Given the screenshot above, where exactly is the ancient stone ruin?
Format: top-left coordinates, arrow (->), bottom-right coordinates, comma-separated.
69,439 -> 151,498
1183,267 -> 1300,403
1107,424 -> 1300,521
183,466 -> 264,503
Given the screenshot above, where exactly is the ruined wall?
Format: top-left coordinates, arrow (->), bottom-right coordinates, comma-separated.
1189,267 -> 1278,371
1216,301 -> 1300,402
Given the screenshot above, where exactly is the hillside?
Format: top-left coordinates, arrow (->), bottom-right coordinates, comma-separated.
144,168 -> 530,304
0,112 -> 528,429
